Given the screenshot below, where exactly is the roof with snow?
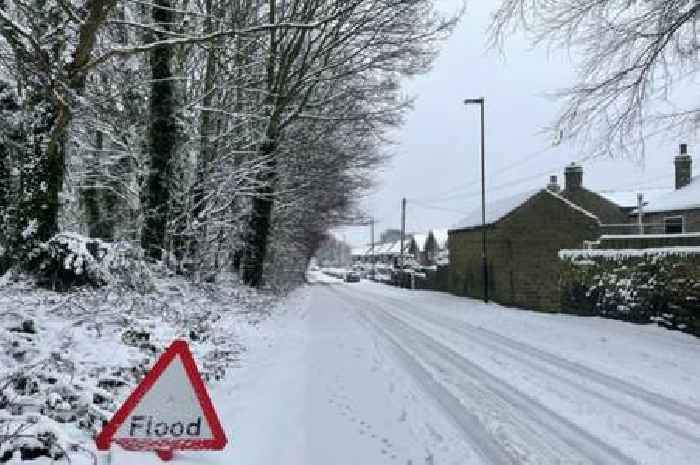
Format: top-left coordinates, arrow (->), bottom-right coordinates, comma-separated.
452,189 -> 540,230
351,246 -> 371,257
354,241 -> 408,255
638,177 -> 700,214
451,189 -> 599,232
598,188 -> 673,209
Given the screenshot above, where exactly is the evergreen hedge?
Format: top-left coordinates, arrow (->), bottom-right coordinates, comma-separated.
559,250 -> 700,337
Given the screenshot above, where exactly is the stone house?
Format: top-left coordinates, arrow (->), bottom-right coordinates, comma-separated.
631,144 -> 700,234
448,164 -> 627,312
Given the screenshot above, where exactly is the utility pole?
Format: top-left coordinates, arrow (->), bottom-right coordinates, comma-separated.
637,193 -> 644,235
400,198 -> 406,270
370,217 -> 375,279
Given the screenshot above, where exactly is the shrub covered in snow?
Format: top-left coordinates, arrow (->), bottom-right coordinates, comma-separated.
560,249 -> 700,336
33,233 -> 154,293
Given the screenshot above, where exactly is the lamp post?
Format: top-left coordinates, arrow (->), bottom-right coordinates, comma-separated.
464,97 -> 488,303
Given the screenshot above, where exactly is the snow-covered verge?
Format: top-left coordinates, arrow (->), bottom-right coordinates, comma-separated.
560,251 -> 700,336
0,270 -> 280,464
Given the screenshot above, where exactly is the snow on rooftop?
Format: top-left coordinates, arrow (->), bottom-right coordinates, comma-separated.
598,188 -> 673,209
640,176 -> 700,214
452,189 -> 540,230
451,188 -> 600,231
365,241 -> 405,255
351,246 -> 370,256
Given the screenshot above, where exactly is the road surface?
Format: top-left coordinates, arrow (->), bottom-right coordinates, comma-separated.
114,278 -> 700,464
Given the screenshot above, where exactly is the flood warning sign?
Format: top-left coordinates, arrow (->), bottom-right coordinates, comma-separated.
95,340 -> 227,461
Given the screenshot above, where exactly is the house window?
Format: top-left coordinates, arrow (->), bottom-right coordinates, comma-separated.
664,216 -> 684,234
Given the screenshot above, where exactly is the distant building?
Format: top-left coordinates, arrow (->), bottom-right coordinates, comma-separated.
351,240 -> 410,267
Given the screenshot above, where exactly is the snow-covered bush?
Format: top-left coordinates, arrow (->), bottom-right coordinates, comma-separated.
560,249 -> 700,336
35,233 -> 110,290
34,233 -> 154,293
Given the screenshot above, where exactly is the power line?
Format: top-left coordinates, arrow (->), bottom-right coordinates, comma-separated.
410,200 -> 470,215
414,143 -> 557,203
414,125 -> 677,204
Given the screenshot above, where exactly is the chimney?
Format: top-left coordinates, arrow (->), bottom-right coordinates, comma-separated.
547,175 -> 560,193
674,143 -> 692,190
564,162 -> 583,192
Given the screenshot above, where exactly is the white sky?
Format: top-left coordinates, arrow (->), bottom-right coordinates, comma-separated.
335,1 -> 698,247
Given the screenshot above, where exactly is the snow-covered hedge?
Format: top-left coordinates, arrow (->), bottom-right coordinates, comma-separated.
560,250 -> 700,336
560,247 -> 700,260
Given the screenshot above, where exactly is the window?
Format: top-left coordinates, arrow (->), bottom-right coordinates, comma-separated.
664,216 -> 684,234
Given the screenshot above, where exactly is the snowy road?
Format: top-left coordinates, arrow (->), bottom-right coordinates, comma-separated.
112,279 -> 700,464
323,283 -> 700,465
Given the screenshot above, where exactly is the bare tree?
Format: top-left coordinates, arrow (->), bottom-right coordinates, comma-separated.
240,0 -> 458,286
491,0 -> 700,157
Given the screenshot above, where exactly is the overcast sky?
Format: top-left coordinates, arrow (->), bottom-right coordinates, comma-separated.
335,1 -> 698,247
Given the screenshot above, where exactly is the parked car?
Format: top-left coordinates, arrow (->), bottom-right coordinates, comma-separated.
344,271 -> 361,283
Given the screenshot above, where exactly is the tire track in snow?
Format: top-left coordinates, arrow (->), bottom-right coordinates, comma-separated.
378,294 -> 700,444
360,288 -> 700,429
336,294 -> 516,465
329,286 -> 636,465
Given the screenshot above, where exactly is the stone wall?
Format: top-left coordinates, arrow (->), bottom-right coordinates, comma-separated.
448,191 -> 600,312
414,265 -> 449,292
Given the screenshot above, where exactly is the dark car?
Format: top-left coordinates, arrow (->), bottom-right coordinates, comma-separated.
344,271 -> 361,283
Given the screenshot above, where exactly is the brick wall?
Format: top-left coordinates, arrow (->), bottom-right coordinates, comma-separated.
448,191 -> 600,312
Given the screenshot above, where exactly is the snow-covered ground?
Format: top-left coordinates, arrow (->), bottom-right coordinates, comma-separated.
3,272 -> 700,464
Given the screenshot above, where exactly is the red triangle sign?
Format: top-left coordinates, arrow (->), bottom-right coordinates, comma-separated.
96,339 -> 227,459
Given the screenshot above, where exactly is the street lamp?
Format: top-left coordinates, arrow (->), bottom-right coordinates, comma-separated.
464,97 -> 488,303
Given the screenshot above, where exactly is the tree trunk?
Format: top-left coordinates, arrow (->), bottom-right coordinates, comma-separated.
190,0 -> 217,277
241,145 -> 276,286
83,130 -> 103,238
142,0 -> 176,261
